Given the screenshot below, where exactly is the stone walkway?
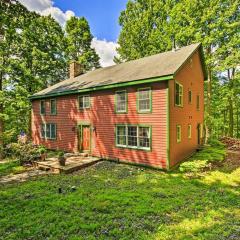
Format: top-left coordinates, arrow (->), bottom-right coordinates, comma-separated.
0,170 -> 51,184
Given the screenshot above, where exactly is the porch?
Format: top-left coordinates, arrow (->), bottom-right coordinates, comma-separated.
34,155 -> 101,174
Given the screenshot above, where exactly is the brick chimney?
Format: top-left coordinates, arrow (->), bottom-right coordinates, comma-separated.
69,61 -> 83,79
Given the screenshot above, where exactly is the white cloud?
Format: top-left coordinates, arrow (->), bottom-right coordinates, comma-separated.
19,0 -> 118,67
92,38 -> 119,67
19,0 -> 75,26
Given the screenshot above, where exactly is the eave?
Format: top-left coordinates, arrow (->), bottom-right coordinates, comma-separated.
29,74 -> 174,100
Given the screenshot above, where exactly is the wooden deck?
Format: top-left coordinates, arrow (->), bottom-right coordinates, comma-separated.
34,156 -> 101,174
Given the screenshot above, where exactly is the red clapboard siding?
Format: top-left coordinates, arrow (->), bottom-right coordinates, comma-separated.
169,50 -> 204,166
32,81 -> 168,169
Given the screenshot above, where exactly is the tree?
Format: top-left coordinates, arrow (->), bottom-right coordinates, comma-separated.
65,16 -> 100,72
0,0 -> 68,145
117,0 -> 240,139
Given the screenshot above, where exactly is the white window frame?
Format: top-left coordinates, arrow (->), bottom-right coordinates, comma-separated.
116,125 -> 151,150
115,90 -> 127,113
40,123 -> 57,140
79,95 -> 90,110
137,88 -> 152,113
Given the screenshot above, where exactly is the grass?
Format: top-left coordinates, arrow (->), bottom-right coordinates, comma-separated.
0,145 -> 239,240
0,160 -> 25,177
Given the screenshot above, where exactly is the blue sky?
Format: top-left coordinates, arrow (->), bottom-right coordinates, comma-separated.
53,0 -> 128,42
19,0 -> 128,66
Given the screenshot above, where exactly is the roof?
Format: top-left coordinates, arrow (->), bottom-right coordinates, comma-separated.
30,43 -> 206,100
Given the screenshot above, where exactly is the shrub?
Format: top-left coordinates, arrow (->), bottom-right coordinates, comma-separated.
207,138 -> 225,148
179,143 -> 227,173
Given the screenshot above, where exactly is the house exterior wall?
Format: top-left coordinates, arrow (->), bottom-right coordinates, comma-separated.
32,82 -> 168,169
169,50 -> 205,167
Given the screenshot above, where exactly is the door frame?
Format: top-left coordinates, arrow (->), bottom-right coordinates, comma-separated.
77,123 -> 92,153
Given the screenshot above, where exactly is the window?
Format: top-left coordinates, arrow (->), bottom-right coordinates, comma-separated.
188,90 -> 192,104
50,99 -> 57,115
40,100 -> 46,115
138,88 -> 151,113
79,95 -> 90,110
41,123 -> 56,139
188,124 -> 192,139
176,125 -> 181,143
116,126 -> 126,146
115,91 -> 127,113
197,95 -> 200,110
116,125 -> 151,150
175,82 -> 183,107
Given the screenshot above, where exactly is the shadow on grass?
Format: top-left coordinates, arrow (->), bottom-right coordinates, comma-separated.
0,161 -> 239,240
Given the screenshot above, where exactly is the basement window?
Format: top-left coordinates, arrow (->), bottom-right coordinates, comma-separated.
79,95 -> 90,110
175,82 -> 183,107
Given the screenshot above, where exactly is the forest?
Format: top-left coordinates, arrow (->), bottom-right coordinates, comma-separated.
0,0 -> 239,149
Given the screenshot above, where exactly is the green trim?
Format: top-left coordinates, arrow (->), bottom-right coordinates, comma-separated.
115,124 -> 152,152
29,75 -> 174,100
77,123 -> 92,153
40,100 -> 46,115
78,95 -> 91,111
50,99 -> 57,115
174,81 -> 183,107
115,90 -> 128,114
137,87 -> 152,113
176,124 -> 182,143
166,83 -> 170,170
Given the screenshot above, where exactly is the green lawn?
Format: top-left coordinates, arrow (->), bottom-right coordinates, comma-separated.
0,150 -> 239,239
0,160 -> 25,177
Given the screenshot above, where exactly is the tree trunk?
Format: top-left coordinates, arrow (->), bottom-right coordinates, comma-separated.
228,97 -> 234,137
0,70 -> 4,159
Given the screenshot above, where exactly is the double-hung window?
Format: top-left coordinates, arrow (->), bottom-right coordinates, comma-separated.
116,91 -> 127,113
41,123 -> 56,140
79,95 -> 90,110
138,88 -> 151,113
40,100 -> 46,115
116,125 -> 151,150
176,125 -> 181,143
175,82 -> 183,107
50,99 -> 57,115
197,95 -> 200,110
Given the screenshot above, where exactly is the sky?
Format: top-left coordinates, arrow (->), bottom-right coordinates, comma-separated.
18,0 -> 129,67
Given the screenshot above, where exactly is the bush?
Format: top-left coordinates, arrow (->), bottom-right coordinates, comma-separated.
179,143 -> 227,173
4,142 -> 41,165
207,138 -> 225,148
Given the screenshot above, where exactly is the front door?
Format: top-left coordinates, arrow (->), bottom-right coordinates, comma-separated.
79,125 -> 91,152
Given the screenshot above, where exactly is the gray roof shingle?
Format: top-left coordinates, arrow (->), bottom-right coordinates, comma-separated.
31,43 -> 204,99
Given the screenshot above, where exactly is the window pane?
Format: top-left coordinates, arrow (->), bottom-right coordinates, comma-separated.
116,126 -> 126,146
84,96 -> 90,108
177,125 -> 181,143
197,95 -> 200,110
116,92 -> 126,112
40,101 -> 45,114
138,89 -> 150,111
50,100 -> 56,114
41,124 -> 45,138
188,125 -> 192,138
128,126 -> 137,147
188,91 -> 192,103
79,96 -> 84,109
139,127 -> 150,148
51,124 -> 56,139
46,124 -> 51,139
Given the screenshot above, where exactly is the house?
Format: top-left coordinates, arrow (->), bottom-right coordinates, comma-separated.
30,43 -> 206,170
